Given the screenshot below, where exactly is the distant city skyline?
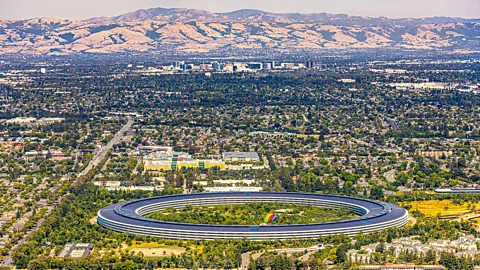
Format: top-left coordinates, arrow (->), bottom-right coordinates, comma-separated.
1,0 -> 479,20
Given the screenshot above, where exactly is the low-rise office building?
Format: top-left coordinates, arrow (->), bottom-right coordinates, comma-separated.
143,149 -> 226,171
204,186 -> 263,193
222,152 -> 260,162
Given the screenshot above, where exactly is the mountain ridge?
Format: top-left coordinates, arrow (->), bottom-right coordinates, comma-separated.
0,7 -> 479,55
94,7 -> 480,25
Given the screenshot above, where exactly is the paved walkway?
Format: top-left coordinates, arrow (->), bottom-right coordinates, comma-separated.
408,216 -> 417,226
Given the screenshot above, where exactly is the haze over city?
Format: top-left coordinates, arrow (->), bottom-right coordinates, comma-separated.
1,0 -> 480,20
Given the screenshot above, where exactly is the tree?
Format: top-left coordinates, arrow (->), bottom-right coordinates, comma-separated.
370,186 -> 384,200
375,242 -> 385,253
186,170 -> 196,189
336,244 -> 348,263
273,181 -> 283,192
176,170 -> 185,188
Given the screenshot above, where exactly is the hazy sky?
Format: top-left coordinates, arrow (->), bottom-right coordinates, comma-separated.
1,0 -> 479,20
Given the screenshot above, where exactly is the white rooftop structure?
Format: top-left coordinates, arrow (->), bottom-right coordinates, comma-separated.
222,152 -> 260,162
204,186 -> 263,193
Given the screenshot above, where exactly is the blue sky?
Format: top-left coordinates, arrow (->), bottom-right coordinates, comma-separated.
1,0 -> 479,20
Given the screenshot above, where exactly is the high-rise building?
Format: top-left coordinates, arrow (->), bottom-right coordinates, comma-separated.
247,63 -> 263,70
185,64 -> 194,71
263,63 -> 272,70
173,61 -> 185,69
306,61 -> 314,69
212,61 -> 221,71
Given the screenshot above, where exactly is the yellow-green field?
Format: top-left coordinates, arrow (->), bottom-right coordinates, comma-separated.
296,134 -> 320,139
125,242 -> 187,257
402,200 -> 480,217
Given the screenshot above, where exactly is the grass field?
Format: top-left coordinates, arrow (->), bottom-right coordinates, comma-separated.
125,242 -> 186,257
145,202 -> 357,225
297,134 -> 320,139
403,200 -> 480,217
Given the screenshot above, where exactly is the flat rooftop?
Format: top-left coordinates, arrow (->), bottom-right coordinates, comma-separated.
222,152 -> 259,159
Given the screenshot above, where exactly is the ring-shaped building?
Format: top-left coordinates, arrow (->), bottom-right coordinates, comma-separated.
97,192 -> 408,240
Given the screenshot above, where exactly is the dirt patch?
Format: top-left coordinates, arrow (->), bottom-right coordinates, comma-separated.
130,247 -> 186,257
89,217 -> 97,224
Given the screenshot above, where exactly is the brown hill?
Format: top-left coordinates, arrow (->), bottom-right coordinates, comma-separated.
0,8 -> 479,55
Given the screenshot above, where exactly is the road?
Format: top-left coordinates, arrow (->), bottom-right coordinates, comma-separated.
262,155 -> 270,170
0,119 -> 134,267
384,169 -> 397,183
408,216 -> 417,226
302,113 -> 308,122
241,245 -> 324,269
389,119 -> 399,130
298,251 -> 317,262
79,118 -> 134,177
131,156 -> 143,175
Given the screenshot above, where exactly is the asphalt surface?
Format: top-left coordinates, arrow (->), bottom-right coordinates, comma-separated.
79,118 -> 134,177
384,169 -> 397,183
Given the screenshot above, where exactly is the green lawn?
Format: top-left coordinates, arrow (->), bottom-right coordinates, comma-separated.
145,202 -> 357,225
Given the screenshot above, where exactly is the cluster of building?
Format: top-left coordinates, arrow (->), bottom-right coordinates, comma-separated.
8,211 -> 31,232
131,60 -> 316,74
142,146 -> 261,172
143,149 -> 226,171
203,186 -> 263,193
249,131 -> 297,138
171,60 -> 315,72
24,150 -> 75,160
0,137 -> 44,149
222,151 -> 260,162
0,235 -> 8,249
348,236 -> 480,264
388,82 -> 479,93
3,117 -> 64,125
387,82 -> 449,90
369,68 -> 408,74
193,179 -> 256,186
93,181 -> 160,191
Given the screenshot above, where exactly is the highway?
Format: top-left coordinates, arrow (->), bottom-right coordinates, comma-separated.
0,118 -> 134,267
79,118 -> 134,177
